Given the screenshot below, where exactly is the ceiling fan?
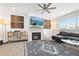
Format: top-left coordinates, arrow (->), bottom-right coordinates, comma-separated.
36,3 -> 56,14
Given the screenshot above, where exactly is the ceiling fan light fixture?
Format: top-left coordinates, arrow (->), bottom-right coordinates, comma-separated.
36,3 -> 56,14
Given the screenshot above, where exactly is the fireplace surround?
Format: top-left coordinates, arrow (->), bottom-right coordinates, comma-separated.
28,27 -> 43,41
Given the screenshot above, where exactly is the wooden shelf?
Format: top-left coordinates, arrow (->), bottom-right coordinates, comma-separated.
11,15 -> 24,28
44,20 -> 51,29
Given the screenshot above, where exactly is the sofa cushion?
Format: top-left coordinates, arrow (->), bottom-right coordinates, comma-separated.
70,33 -> 79,38
59,32 -> 70,36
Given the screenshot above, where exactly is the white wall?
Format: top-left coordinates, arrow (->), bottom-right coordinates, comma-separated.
0,5 -> 58,42
0,5 -> 29,43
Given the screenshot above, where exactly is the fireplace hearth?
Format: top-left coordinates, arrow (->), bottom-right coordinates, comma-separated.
32,32 -> 41,40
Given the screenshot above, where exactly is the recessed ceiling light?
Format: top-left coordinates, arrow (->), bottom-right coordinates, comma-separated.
12,7 -> 16,11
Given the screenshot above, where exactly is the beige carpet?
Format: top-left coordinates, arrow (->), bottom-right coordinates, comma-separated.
0,41 -> 27,56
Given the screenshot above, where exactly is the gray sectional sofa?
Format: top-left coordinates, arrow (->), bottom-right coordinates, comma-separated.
52,32 -> 79,45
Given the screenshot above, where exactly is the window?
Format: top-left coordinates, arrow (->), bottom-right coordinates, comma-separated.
70,16 -> 76,30
77,16 -> 79,29
65,18 -> 71,30
59,19 -> 66,29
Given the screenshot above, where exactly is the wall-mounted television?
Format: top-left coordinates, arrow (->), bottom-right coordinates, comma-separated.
30,16 -> 44,27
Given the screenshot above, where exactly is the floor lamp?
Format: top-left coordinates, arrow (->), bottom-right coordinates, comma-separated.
0,19 -> 9,43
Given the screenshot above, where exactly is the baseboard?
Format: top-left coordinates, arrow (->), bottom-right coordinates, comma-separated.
8,39 -> 27,43
1,40 -> 27,45
3,42 -> 8,44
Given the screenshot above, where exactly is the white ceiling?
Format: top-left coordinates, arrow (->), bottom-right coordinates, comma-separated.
0,3 -> 79,19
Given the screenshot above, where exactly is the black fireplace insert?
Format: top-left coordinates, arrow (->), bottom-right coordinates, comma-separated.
32,32 -> 41,40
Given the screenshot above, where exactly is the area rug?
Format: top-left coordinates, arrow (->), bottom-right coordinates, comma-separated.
26,40 -> 79,56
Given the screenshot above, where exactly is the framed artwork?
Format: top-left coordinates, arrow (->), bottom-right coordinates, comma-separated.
11,15 -> 24,28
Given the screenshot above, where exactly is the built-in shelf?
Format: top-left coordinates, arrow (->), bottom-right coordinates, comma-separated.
11,15 -> 24,28
44,20 -> 51,29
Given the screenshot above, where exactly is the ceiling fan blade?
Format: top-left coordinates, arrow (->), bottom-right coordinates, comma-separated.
48,7 -> 56,9
37,4 -> 43,8
46,3 -> 52,8
46,10 -> 50,13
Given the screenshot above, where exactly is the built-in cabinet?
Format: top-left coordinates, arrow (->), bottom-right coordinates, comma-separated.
8,31 -> 28,42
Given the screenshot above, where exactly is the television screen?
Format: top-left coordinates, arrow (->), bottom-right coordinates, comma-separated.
30,16 -> 44,26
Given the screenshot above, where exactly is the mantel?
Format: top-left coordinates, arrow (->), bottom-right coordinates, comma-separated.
29,25 -> 43,29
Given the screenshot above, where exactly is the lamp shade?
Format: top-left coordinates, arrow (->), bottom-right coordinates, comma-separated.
0,19 -> 10,25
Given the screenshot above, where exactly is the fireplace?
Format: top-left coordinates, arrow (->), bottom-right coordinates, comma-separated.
32,32 -> 41,40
